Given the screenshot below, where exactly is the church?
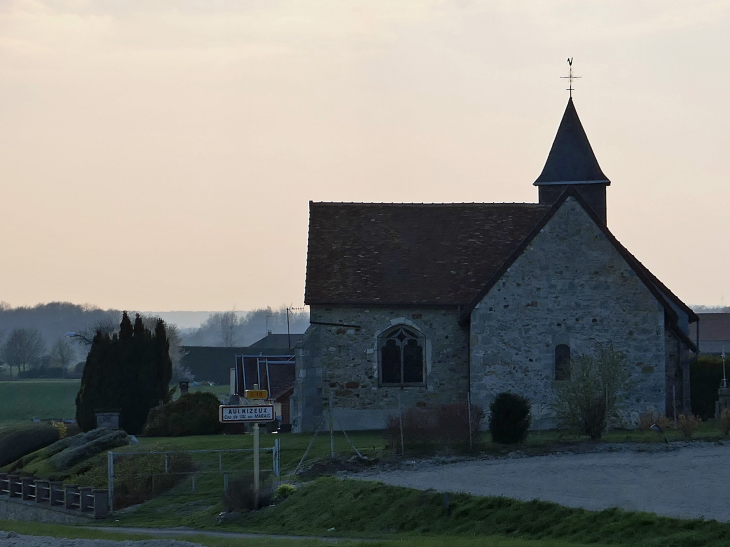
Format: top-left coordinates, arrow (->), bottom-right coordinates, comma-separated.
292,97 -> 698,432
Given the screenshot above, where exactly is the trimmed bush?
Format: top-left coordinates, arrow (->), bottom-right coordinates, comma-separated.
49,429 -> 129,471
143,392 -> 224,437
489,392 -> 531,444
275,483 -> 297,499
0,424 -> 60,467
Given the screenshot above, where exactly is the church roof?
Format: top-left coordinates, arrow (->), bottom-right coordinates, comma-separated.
304,202 -> 550,306
534,98 -> 610,186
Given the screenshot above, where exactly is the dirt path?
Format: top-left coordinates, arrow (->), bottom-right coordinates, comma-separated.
354,443 -> 730,522
0,527 -> 362,546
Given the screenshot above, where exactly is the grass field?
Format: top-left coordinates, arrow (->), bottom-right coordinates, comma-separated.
0,380 -> 230,429
0,380 -> 80,427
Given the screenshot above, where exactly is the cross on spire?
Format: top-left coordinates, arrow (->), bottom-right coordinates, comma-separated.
561,57 -> 581,98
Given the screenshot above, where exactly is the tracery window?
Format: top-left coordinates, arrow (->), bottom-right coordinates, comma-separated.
555,344 -> 571,381
379,326 -> 425,385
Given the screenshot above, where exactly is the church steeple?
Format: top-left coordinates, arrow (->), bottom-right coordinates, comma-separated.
534,98 -> 610,223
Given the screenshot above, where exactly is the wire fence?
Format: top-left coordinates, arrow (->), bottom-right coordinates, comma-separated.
107,440 -> 280,511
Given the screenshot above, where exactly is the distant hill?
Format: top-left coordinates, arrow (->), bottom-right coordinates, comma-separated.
0,302 -> 120,364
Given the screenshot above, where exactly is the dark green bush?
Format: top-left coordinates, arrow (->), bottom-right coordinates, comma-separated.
0,424 -> 60,467
489,392 -> 531,444
224,472 -> 274,512
691,356 -> 723,420
143,392 -> 223,436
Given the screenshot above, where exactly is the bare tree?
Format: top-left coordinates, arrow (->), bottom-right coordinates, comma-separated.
1,328 -> 46,375
201,311 -> 240,347
69,314 -> 119,346
551,343 -> 632,440
50,338 -> 75,372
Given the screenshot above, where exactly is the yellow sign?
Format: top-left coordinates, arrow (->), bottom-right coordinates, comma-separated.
245,389 -> 268,400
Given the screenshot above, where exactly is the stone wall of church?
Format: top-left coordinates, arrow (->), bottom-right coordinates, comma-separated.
470,197 -> 667,429
292,305 -> 469,432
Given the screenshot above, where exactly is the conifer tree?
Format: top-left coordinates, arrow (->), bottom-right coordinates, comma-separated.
75,311 -> 173,434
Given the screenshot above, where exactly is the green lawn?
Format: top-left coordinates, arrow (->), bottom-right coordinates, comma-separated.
0,380 -> 80,428
120,429 -> 389,475
0,380 -> 231,429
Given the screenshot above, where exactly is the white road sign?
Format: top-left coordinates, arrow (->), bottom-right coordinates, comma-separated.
219,405 -> 275,423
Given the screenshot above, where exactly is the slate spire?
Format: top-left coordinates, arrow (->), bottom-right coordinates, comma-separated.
534,98 -> 610,186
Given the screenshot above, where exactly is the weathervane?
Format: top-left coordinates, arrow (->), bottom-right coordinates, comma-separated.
561,58 -> 581,98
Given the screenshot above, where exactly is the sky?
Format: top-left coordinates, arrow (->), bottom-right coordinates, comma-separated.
1,0 -> 729,312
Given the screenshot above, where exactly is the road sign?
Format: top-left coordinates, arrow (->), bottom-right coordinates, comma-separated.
219,405 -> 275,423
245,389 -> 268,400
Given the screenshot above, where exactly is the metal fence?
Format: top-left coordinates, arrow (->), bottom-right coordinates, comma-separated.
107,439 -> 280,512
0,473 -> 109,518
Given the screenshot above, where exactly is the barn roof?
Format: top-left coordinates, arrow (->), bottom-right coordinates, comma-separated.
304,202 -> 550,306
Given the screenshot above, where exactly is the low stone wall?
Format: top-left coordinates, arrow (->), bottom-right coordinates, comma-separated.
0,498 -> 90,524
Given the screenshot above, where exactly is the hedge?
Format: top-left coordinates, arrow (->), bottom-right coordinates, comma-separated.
691,356 -> 724,420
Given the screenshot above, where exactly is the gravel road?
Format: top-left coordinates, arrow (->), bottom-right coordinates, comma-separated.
355,443 -> 730,522
0,533 -> 202,547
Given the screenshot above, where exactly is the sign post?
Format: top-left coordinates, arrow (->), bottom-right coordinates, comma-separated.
253,422 -> 259,508
218,385 -> 273,510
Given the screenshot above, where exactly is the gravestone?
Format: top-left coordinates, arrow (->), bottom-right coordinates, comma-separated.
95,411 -> 120,430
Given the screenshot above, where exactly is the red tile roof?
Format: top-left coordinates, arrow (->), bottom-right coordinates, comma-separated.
304,202 -> 550,305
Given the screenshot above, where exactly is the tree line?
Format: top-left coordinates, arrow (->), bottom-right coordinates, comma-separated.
181,306 -> 309,347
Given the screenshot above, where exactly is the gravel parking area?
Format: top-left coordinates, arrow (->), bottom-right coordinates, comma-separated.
0,533 -> 202,547
355,443 -> 730,522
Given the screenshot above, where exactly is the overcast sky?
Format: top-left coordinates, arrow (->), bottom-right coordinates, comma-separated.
1,0 -> 729,311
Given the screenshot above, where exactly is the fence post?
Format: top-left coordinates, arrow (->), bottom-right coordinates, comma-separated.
107,451 -> 114,513
398,393 -> 405,456
165,454 -> 169,474
467,392 -> 473,450
273,438 -> 280,477
223,473 -> 229,494
219,451 -> 222,472
329,396 -> 335,458
253,423 -> 260,509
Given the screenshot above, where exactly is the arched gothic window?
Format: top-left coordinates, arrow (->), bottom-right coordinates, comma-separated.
555,344 -> 571,381
379,326 -> 425,385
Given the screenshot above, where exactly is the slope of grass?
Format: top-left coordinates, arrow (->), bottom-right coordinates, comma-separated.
0,380 -> 80,428
110,477 -> 730,546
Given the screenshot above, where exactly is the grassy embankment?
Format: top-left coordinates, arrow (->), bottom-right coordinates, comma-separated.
97,476 -> 730,547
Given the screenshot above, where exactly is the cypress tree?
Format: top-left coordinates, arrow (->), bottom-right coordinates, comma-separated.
75,311 -> 174,434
